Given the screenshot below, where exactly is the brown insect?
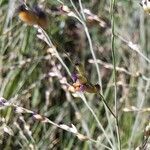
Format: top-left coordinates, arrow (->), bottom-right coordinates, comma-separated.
17,4 -> 48,29
68,63 -> 100,93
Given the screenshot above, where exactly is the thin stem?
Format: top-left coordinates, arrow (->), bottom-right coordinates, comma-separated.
83,24 -> 102,92
69,0 -> 102,91
39,27 -> 71,77
79,93 -> 114,149
116,34 -> 150,64
98,93 -> 116,118
110,0 -> 121,149
78,0 -> 86,20
70,0 -> 82,19
128,81 -> 150,149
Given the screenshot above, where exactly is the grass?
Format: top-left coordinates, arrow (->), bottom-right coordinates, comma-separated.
0,0 -> 150,149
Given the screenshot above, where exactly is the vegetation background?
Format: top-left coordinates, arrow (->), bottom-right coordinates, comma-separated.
0,0 -> 150,149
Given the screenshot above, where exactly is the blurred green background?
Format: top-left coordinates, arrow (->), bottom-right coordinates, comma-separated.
0,0 -> 150,149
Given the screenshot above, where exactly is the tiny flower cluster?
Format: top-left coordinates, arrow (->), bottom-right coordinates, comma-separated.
0,97 -> 91,141
68,63 -> 100,93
